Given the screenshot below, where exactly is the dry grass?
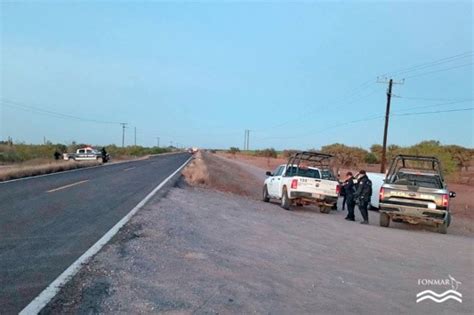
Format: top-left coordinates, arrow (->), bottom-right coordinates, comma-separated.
0,160 -> 101,182
182,151 -> 261,199
182,152 -> 209,186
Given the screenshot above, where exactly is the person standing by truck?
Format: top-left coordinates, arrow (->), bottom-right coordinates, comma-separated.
342,172 -> 356,221
101,147 -> 108,163
354,170 -> 372,224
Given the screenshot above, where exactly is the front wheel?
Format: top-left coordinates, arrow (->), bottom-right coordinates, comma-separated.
262,186 -> 270,202
281,188 -> 291,210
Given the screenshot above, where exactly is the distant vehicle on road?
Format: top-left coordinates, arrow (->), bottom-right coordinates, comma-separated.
263,151 -> 340,213
379,155 -> 455,234
63,147 -> 109,162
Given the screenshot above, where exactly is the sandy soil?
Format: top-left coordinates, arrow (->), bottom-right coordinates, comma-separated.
42,151 -> 473,314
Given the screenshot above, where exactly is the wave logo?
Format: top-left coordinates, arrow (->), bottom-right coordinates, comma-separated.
416,275 -> 462,303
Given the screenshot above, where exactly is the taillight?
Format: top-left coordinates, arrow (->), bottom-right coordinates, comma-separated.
442,194 -> 449,207
336,185 -> 341,195
379,187 -> 385,201
291,179 -> 298,189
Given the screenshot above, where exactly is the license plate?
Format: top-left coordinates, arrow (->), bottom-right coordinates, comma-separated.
428,203 -> 436,209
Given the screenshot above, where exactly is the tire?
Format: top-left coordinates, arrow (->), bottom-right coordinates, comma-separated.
262,186 -> 270,202
438,220 -> 448,234
380,212 -> 390,227
320,206 -> 331,214
281,188 -> 291,210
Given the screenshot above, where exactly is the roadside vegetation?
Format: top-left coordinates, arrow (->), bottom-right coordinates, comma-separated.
0,141 -> 174,182
0,141 -> 172,163
227,140 -> 473,184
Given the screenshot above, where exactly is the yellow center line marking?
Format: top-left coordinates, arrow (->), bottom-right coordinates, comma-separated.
46,180 -> 90,193
123,167 -> 136,172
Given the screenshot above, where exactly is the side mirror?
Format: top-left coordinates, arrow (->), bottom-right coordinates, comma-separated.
449,191 -> 456,198
265,171 -> 273,176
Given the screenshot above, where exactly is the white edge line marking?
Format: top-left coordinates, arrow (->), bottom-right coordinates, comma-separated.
123,167 -> 136,172
20,156 -> 192,315
0,152 -> 184,185
46,180 -> 90,193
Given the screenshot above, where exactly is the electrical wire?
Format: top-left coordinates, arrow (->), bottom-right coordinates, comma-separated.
0,98 -> 124,125
381,51 -> 473,77
393,99 -> 473,114
404,62 -> 472,79
392,107 -> 473,117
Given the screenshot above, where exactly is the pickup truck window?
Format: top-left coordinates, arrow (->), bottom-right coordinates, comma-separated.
78,149 -> 85,154
391,173 -> 442,189
286,166 -> 321,179
320,169 -> 335,180
274,166 -> 285,176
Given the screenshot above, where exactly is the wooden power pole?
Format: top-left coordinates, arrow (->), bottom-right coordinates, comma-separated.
377,77 -> 404,173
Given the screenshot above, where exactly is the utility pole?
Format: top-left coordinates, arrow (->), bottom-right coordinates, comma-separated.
120,123 -> 127,148
247,130 -> 250,150
156,137 -> 160,147
377,77 -> 404,173
244,129 -> 250,150
134,127 -> 137,146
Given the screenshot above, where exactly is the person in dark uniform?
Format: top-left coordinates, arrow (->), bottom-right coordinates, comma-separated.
342,172 -> 356,221
354,170 -> 372,224
339,178 -> 346,211
53,150 -> 61,160
101,147 -> 108,163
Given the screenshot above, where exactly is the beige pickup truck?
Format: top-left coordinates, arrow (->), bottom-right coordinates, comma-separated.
379,155 -> 456,234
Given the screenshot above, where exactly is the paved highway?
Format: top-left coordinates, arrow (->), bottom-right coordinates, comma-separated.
0,153 -> 190,314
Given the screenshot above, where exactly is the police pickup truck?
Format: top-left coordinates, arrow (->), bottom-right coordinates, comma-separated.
262,151 -> 340,213
379,155 -> 456,234
63,147 -> 109,162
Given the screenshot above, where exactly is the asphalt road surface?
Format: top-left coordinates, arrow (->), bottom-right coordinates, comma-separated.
0,153 -> 190,314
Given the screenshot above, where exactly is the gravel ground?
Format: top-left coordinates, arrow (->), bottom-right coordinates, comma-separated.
42,154 -> 473,314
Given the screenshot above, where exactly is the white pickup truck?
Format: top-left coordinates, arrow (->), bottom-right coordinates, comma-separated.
63,147 -> 109,162
262,152 -> 340,213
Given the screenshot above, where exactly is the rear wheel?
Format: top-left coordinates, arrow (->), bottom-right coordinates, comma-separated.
437,220 -> 448,234
320,206 -> 331,214
380,212 -> 390,227
262,186 -> 270,202
281,188 -> 291,210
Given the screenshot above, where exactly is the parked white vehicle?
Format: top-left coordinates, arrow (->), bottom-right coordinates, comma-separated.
63,147 -> 108,162
263,152 -> 340,213
366,172 -> 386,209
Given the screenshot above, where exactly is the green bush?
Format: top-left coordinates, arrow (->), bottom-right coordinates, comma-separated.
228,147 -> 240,154
254,148 -> 278,158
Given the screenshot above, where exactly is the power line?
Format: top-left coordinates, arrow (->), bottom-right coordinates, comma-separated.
394,96 -> 472,102
404,62 -> 472,79
393,108 -> 473,117
393,99 -> 472,114
382,51 -> 473,77
0,98 -> 123,125
254,81 -> 378,133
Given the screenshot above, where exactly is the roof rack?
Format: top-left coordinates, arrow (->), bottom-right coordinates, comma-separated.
284,151 -> 334,176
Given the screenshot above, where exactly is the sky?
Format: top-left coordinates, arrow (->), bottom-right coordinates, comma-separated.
0,0 -> 472,150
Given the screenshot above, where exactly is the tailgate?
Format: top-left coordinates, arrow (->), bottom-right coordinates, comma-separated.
293,177 -> 339,197
381,185 -> 448,210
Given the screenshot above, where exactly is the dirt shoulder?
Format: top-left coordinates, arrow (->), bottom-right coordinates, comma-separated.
42,150 -> 473,314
